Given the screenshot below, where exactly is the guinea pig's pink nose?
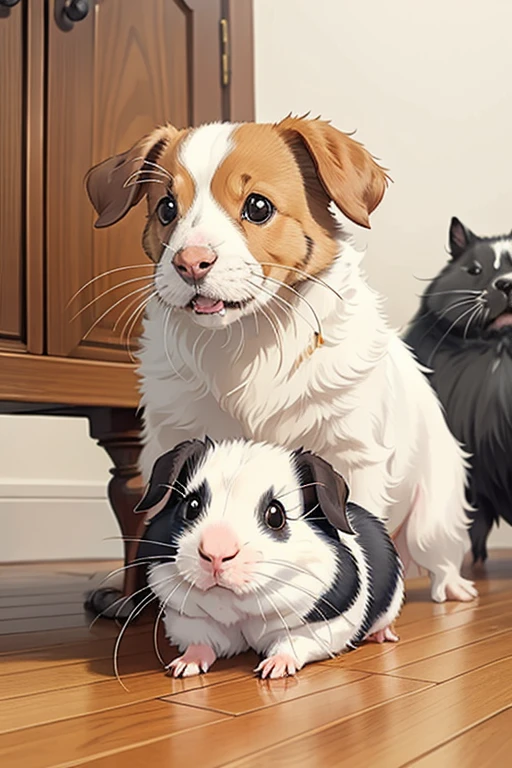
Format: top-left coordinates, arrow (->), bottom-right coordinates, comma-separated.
173,246 -> 217,282
199,523 -> 240,573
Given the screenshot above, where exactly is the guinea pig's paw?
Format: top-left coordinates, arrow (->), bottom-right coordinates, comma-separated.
367,626 -> 399,644
255,653 -> 298,680
432,574 -> 478,603
166,644 -> 216,678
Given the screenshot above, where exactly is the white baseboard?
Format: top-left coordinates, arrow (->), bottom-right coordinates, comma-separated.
0,480 -> 124,562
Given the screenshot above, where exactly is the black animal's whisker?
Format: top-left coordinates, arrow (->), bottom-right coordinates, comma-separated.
427,304 -> 481,366
422,289 -> 482,298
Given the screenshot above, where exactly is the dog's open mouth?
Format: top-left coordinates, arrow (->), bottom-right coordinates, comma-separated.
489,311 -> 512,330
189,295 -> 250,316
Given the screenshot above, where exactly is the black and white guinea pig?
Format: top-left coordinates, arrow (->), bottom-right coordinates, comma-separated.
135,437 -> 404,679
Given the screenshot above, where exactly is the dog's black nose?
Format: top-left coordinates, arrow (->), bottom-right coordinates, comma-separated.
494,276 -> 512,295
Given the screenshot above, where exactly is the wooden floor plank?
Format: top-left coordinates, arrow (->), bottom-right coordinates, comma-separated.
393,630 -> 512,683
0,655 -> 257,734
342,611 -> 512,674
0,700 -> 229,768
410,706 -> 512,767
0,621 -> 148,655
225,657 -> 512,768
78,676 -> 429,768
166,664 -> 369,715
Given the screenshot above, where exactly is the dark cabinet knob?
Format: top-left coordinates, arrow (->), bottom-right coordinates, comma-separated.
0,0 -> 22,8
63,0 -> 89,22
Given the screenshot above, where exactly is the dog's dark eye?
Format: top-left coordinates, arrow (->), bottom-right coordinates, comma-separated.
264,501 -> 286,531
184,494 -> 202,522
466,263 -> 482,276
156,195 -> 178,226
242,194 -> 275,225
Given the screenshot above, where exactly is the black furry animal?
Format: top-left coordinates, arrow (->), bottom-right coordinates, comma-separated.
404,217 -> 512,562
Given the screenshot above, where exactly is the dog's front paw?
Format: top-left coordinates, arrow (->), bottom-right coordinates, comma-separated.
166,643 -> 216,678
432,574 -> 478,603
255,653 -> 298,679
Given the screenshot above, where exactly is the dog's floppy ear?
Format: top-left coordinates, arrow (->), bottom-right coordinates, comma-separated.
276,116 -> 390,229
293,449 -> 354,534
449,217 -> 477,259
85,125 -> 178,228
135,438 -> 209,518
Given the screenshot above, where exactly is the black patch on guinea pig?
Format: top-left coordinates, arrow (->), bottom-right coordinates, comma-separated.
347,503 -> 402,643
257,488 -> 291,542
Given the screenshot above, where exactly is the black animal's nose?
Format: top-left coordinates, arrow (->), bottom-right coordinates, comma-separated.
494,277 -> 512,295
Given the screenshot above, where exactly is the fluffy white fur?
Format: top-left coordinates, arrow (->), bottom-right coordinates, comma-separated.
138,122 -> 476,604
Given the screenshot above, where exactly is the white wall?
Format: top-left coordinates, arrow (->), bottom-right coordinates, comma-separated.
2,0 -> 511,561
254,0 -> 512,330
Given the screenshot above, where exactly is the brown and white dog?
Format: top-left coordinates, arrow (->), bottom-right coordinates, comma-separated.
86,116 -> 476,603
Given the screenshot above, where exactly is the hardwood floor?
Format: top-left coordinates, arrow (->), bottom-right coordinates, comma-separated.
0,553 -> 511,767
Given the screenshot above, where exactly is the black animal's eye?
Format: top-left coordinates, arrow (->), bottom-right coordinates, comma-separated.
184,494 -> 202,522
466,263 -> 482,276
242,194 -> 275,225
156,195 -> 178,226
265,501 -> 286,531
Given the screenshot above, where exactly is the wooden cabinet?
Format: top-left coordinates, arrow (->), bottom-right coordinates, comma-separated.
0,0 -> 254,600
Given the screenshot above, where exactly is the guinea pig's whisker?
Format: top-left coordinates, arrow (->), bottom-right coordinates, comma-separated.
112,590 -> 161,691
150,482 -> 185,498
92,556 -> 177,596
178,579 -> 196,616
275,482 -> 325,500
251,585 -> 268,640
253,581 -> 297,659
66,264 -> 153,309
263,558 -> 329,589
256,263 -> 345,306
266,584 -> 335,658
89,571 -> 177,632
253,570 -> 343,621
152,577 -> 189,668
104,536 -> 179,551
70,276 -> 152,321
251,274 -> 323,336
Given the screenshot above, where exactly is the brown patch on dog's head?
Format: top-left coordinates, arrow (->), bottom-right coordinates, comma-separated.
208,117 -> 389,286
85,124 -> 196,261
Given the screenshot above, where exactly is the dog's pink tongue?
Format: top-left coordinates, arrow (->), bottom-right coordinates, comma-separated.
193,296 -> 225,314
491,312 -> 512,330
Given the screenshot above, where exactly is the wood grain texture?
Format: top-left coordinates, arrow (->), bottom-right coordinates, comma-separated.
0,0 -> 24,351
411,706 -> 512,767
0,701 -> 229,768
46,0 -> 224,361
0,352 -> 139,407
1,554 -> 511,766
84,676 -> 430,768
227,658 -> 512,768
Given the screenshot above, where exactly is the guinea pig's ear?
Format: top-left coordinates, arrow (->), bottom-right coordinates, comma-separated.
449,217 -> 477,259
293,450 -> 354,535
276,116 -> 390,229
135,438 -> 208,518
85,124 -> 178,228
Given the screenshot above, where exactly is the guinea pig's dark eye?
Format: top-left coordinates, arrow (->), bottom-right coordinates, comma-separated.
242,194 -> 275,225
466,262 -> 482,276
264,501 -> 286,531
156,194 -> 178,226
184,494 -> 202,522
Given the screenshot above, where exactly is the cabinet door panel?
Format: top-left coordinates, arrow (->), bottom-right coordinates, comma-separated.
46,0 -> 224,360
0,2 -> 25,352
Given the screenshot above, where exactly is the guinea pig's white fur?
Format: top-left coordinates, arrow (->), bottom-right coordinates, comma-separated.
143,439 -> 404,679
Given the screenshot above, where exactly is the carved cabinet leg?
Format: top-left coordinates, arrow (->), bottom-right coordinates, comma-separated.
85,407 -> 148,619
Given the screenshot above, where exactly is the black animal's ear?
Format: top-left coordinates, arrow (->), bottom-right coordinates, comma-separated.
135,439 -> 208,516
449,217 -> 477,259
293,450 -> 354,534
